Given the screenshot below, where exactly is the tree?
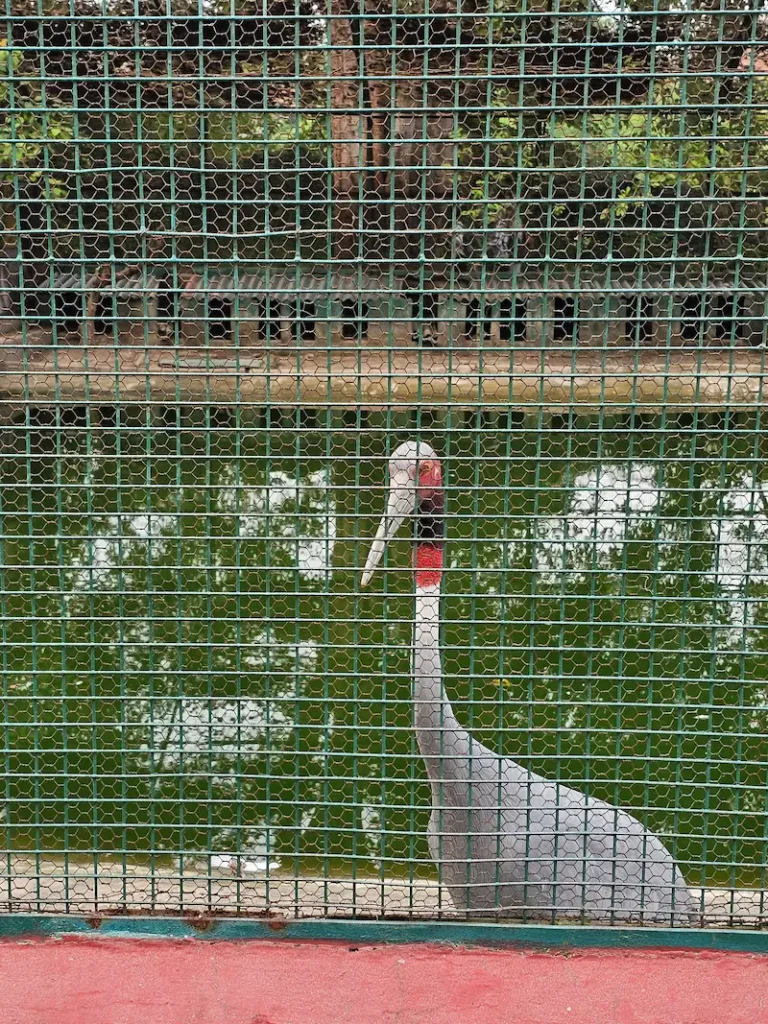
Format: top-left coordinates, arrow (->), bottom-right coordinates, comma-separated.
0,36 -> 72,315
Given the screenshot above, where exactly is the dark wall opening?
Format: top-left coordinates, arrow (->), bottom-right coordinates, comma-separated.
156,271 -> 180,343
301,301 -> 317,341
465,297 -> 492,341
410,291 -> 439,346
553,296 -> 578,343
625,294 -> 654,344
156,280 -> 176,320
54,290 -> 82,335
341,298 -> 369,340
208,295 -> 233,341
680,294 -> 702,342
289,300 -> 317,342
256,298 -> 281,342
499,297 -> 526,343
93,293 -> 112,335
712,294 -> 743,344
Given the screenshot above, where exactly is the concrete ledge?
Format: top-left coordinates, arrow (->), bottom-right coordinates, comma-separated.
1,855 -> 765,929
2,347 -> 768,411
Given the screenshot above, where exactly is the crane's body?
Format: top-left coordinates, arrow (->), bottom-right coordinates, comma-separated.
363,441 -> 695,923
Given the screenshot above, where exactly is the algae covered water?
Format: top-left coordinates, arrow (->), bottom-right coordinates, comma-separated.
1,415 -> 767,891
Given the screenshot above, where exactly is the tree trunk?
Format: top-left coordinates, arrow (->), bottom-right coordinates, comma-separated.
361,24 -> 391,261
365,53 -> 390,198
0,181 -> 19,319
330,0 -> 364,260
390,73 -> 454,268
328,0 -> 456,265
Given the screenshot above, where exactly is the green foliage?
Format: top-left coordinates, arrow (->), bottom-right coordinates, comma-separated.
137,109 -> 327,164
0,39 -> 72,194
456,72 -> 768,257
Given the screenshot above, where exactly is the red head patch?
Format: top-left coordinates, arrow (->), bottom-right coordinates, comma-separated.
417,459 -> 442,496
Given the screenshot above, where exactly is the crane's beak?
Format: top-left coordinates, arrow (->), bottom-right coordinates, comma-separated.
361,470 -> 415,586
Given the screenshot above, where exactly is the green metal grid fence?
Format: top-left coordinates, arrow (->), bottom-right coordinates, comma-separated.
1,0 -> 768,928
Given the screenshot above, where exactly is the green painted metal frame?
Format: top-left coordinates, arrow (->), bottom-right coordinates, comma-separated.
0,915 -> 767,954
3,1 -> 768,936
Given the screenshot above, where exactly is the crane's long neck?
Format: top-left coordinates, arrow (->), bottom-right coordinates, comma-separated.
413,489 -> 471,780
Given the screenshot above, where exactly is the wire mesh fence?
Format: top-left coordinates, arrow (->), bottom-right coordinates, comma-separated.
1,1 -> 768,927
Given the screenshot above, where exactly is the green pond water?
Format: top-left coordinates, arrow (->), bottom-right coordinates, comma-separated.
1,415 -> 767,890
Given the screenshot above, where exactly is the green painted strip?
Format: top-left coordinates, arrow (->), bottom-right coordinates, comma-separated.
0,915 -> 766,954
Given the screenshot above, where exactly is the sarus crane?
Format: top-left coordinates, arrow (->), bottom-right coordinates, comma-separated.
362,440 -> 695,923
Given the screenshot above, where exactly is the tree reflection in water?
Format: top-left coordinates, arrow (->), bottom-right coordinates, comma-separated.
1,423 -> 767,892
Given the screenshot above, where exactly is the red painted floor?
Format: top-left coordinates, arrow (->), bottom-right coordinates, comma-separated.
1,937 -> 767,1024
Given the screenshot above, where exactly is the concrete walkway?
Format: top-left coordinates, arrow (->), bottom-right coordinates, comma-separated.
1,344 -> 767,410
2,854 -> 766,927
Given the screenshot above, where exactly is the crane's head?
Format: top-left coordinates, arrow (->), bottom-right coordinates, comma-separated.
361,440 -> 444,587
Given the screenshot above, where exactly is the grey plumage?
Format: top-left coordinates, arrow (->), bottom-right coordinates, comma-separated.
365,441 -> 696,924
